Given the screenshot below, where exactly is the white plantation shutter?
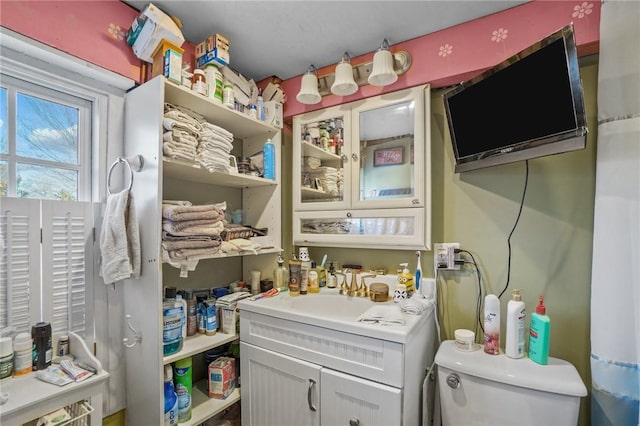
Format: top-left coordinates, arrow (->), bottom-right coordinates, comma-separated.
41,201 -> 95,338
0,198 -> 95,339
0,198 -> 41,335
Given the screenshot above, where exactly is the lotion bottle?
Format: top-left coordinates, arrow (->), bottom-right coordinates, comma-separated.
483,294 -> 500,355
505,289 -> 526,358
529,296 -> 550,364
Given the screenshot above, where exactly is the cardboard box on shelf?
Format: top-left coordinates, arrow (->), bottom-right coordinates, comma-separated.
196,33 -> 229,58
126,3 -> 184,63
196,48 -> 230,68
208,357 -> 236,399
264,101 -> 283,128
151,39 -> 184,83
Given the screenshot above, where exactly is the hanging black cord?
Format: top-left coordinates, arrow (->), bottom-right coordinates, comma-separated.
498,160 -> 529,300
460,250 -> 484,337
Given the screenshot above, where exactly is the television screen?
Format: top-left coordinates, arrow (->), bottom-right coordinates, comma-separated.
444,25 -> 588,173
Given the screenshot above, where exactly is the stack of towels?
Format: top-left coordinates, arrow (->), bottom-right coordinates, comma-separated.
163,103 -> 235,173
161,200 -> 225,265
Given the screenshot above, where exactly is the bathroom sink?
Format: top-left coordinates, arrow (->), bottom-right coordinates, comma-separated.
238,275 -> 436,343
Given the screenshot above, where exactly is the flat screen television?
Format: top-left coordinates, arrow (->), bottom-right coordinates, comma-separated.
443,24 -> 588,173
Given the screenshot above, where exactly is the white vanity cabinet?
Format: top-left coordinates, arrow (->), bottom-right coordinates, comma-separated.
292,85 -> 431,250
122,76 -> 281,425
238,278 -> 437,426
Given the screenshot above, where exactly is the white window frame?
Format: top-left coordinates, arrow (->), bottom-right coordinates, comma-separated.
1,27 -> 135,416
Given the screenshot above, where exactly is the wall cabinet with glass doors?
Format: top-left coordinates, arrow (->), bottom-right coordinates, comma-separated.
292,85 -> 431,250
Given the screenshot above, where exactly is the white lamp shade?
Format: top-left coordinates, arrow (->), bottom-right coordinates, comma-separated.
331,61 -> 358,96
296,72 -> 321,104
368,49 -> 398,86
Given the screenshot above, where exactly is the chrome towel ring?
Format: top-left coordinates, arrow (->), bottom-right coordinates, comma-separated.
107,154 -> 144,195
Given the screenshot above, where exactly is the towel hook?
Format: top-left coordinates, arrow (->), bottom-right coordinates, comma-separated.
122,314 -> 143,348
107,154 -> 144,195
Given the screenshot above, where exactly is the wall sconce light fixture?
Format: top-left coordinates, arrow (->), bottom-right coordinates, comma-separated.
296,39 -> 412,104
296,64 -> 322,105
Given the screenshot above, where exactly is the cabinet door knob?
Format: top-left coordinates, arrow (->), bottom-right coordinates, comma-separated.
307,378 -> 317,412
346,212 -> 352,218
351,153 -> 358,161
411,198 -> 420,205
349,418 -> 360,426
341,154 -> 349,164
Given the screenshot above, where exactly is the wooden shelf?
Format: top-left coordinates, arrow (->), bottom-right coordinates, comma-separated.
163,158 -> 278,188
301,141 -> 342,162
164,333 -> 239,365
184,381 -> 240,426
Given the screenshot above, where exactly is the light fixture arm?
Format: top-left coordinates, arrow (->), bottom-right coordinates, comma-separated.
316,50 -> 411,97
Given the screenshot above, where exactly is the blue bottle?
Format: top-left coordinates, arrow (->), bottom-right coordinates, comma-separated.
164,365 -> 178,426
528,295 -> 550,365
263,138 -> 275,180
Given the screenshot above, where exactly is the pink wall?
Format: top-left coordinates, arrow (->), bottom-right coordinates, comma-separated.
280,0 -> 600,118
1,1 -> 599,116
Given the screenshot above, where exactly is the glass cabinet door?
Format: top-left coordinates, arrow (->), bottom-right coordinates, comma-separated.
293,105 -> 352,210
351,86 -> 427,209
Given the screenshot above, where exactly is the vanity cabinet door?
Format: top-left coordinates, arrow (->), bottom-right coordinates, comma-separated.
320,368 -> 402,426
241,342 -> 321,426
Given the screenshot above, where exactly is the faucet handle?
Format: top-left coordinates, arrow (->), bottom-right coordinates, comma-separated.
335,272 -> 348,295
358,274 -> 377,297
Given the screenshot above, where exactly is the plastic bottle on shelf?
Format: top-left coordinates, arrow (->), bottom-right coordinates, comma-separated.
185,290 -> 197,337
175,293 -> 187,340
190,69 -> 207,96
163,286 -> 183,356
12,332 -> 32,376
483,294 -> 500,355
204,64 -> 223,104
174,357 -> 192,422
505,289 -> 526,358
256,91 -> 265,121
164,364 -> 178,426
263,138 -> 276,180
529,295 -> 551,365
223,82 -> 234,108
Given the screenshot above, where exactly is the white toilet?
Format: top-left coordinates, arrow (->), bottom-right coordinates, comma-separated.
435,340 -> 587,425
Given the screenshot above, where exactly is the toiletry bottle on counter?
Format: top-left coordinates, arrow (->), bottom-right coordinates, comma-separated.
299,247 -> 311,295
263,138 -> 275,180
505,289 -> 526,358
289,259 -> 301,296
274,254 -> 289,292
529,296 -> 550,365
31,321 -> 52,370
308,262 -> 320,293
483,294 -> 500,355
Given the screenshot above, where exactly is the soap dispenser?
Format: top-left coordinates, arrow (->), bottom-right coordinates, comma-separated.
398,263 -> 415,293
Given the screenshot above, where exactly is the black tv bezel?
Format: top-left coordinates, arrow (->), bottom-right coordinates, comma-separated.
443,24 -> 588,173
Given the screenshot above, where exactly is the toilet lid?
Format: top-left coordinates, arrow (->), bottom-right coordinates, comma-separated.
435,340 -> 587,397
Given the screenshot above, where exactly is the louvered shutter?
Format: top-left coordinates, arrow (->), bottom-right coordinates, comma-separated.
0,198 -> 41,335
41,200 -> 95,339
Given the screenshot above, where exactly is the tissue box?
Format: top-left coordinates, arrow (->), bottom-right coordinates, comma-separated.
196,33 -> 229,58
264,101 -> 283,128
127,3 -> 184,63
196,48 -> 230,68
208,357 -> 236,399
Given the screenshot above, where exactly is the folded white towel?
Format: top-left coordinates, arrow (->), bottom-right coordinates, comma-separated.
357,305 -> 406,326
99,190 -> 140,284
401,294 -> 433,315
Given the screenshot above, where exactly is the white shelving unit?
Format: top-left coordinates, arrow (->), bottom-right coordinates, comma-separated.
122,76 -> 282,425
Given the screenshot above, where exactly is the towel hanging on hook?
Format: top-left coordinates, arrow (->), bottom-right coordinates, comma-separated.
107,154 -> 144,195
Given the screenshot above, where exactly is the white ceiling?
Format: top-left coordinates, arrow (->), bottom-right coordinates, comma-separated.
123,1 -> 528,82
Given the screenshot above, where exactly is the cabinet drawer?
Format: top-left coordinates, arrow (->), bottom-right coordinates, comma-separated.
240,310 -> 404,387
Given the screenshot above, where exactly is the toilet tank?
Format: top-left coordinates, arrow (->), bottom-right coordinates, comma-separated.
435,340 -> 587,426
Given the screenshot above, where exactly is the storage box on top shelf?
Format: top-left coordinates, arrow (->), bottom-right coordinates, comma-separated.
126,2 -> 185,63
151,39 -> 184,84
196,48 -> 230,68
264,101 -> 283,128
195,33 -> 229,58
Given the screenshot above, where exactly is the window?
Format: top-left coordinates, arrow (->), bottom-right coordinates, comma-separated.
0,74 -> 92,201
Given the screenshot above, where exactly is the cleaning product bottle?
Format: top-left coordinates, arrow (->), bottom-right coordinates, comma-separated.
164,364 -> 178,426
175,293 -> 188,340
163,287 -> 183,356
274,254 -> 289,292
414,250 -> 423,296
174,357 -> 192,422
263,138 -> 275,180
505,289 -> 526,358
483,294 -> 500,355
529,295 -> 550,365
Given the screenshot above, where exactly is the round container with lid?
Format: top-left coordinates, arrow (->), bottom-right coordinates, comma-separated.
13,332 -> 32,376
0,336 -> 13,380
454,328 -> 477,352
204,64 -> 223,104
223,82 -> 234,108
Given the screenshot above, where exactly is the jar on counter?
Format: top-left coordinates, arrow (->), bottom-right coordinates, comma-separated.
191,69 -> 207,96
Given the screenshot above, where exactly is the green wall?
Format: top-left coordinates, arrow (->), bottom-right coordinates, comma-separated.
285,61 -> 598,425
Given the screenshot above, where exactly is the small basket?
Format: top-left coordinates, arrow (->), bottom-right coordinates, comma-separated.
56,400 -> 94,426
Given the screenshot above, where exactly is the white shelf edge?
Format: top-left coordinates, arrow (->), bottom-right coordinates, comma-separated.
184,381 -> 240,426
302,141 -> 341,161
163,158 -> 278,188
163,333 -> 238,365
162,247 -> 282,266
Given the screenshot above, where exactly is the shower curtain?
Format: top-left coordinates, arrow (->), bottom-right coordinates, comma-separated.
590,1 -> 640,425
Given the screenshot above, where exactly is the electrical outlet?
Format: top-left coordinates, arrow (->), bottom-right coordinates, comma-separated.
434,242 -> 460,270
